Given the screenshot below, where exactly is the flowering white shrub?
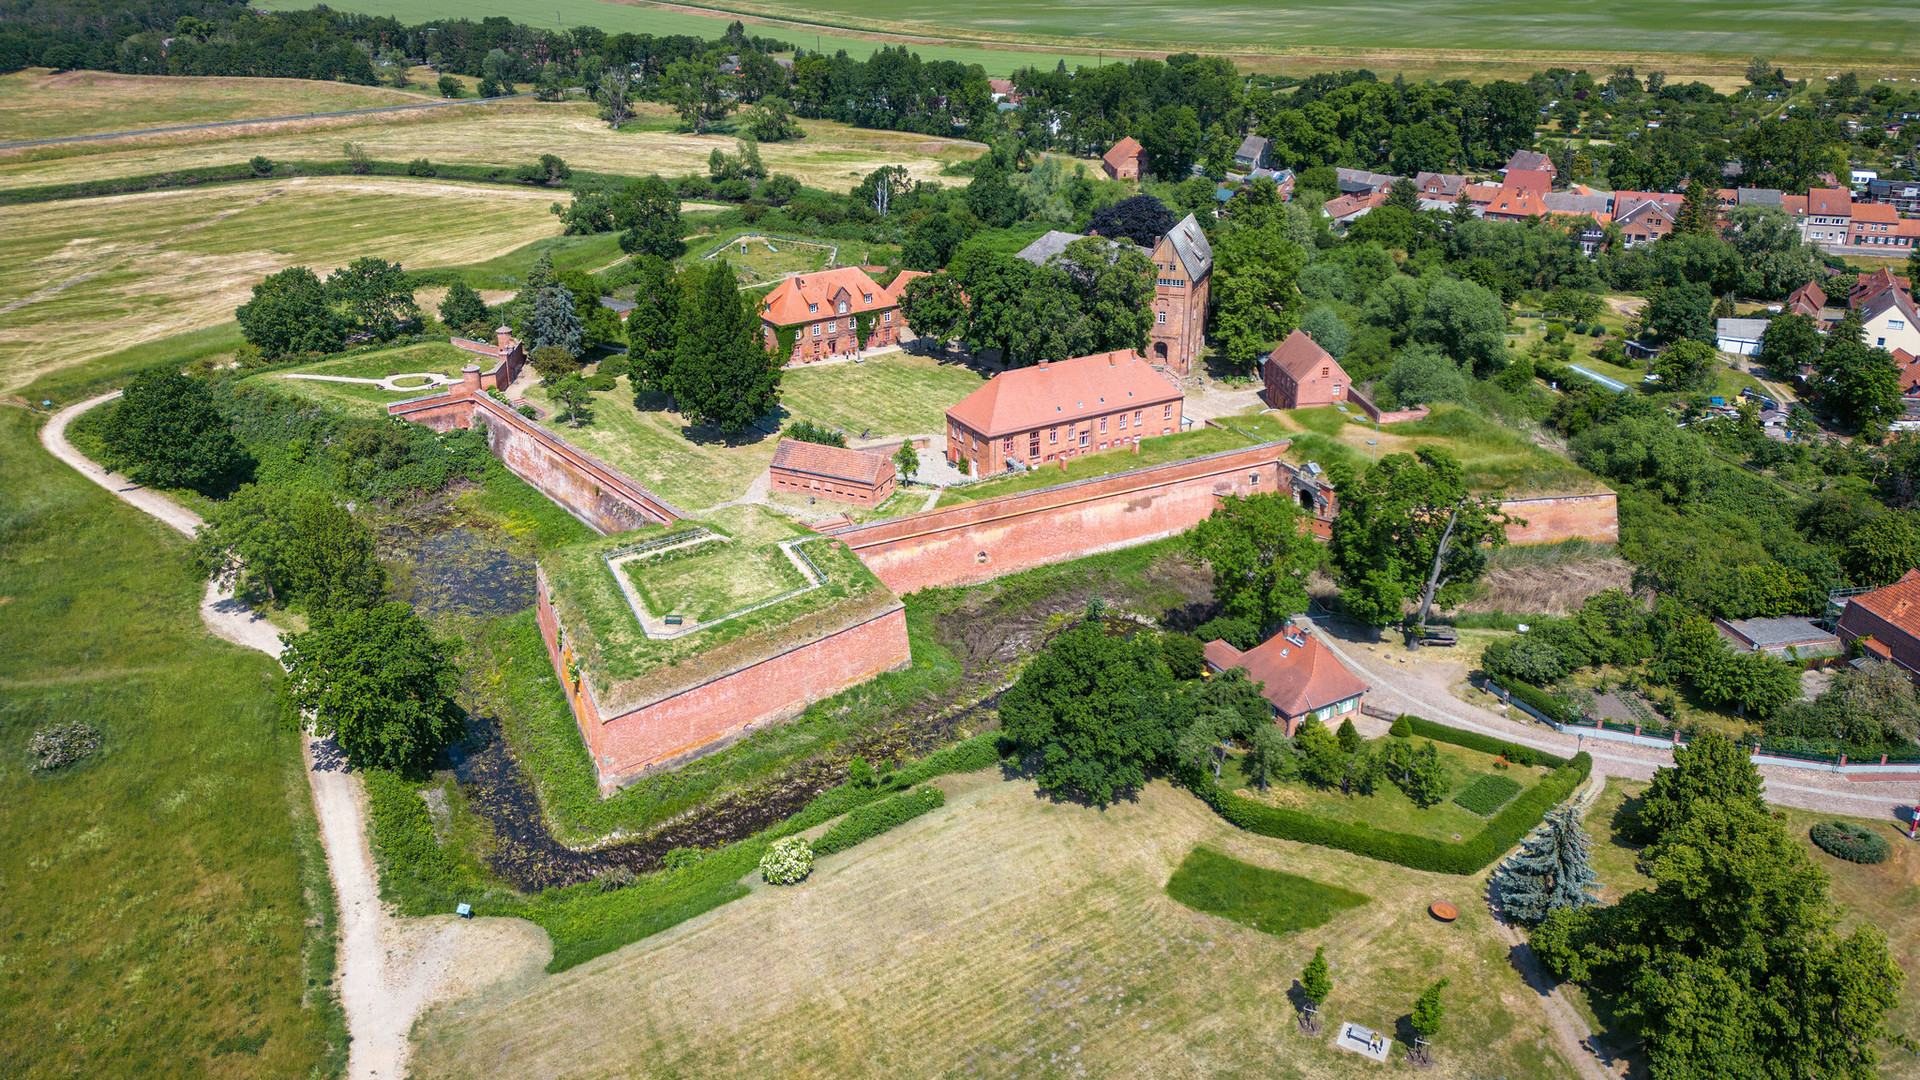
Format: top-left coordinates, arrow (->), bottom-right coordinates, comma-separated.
759,836 -> 813,885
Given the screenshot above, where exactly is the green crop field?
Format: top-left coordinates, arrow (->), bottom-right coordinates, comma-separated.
0,177 -> 561,394
0,409 -> 341,1078
631,0 -> 1917,61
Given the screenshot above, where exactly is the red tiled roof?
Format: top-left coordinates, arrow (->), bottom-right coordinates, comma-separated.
1851,202 -> 1900,224
769,438 -> 894,486
1203,625 -> 1369,718
1463,182 -> 1503,206
885,269 -> 931,302
1780,194 -> 1809,217
1894,349 -> 1920,393
1846,569 -> 1920,638
1103,136 -> 1144,172
1808,187 -> 1852,216
1788,281 -> 1827,314
945,350 -> 1180,439
1265,328 -> 1337,380
760,267 -> 894,327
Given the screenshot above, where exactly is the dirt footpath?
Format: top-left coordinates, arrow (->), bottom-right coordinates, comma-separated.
40,394 -> 550,1080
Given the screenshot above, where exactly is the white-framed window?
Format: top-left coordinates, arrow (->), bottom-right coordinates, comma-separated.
808,302 -> 818,314
883,312 -> 892,323
1118,412 -> 1127,429
1164,404 -> 1173,420
838,301 -> 849,314
863,293 -> 873,303
812,324 -> 821,337
1156,311 -> 1166,324
1049,427 -> 1058,444
1892,320 -> 1907,331
1099,417 -> 1108,434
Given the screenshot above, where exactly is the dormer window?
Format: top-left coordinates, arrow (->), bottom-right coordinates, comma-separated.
808,302 -> 817,314
863,293 -> 873,303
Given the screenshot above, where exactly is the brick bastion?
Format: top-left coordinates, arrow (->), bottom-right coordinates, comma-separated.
387,372 -> 680,534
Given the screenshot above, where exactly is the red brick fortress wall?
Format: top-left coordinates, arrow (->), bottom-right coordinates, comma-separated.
536,573 -> 913,792
833,442 -> 1290,595
389,386 -> 679,534
1500,493 -> 1619,545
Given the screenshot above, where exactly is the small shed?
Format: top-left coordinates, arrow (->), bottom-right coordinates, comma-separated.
1715,317 -> 1769,357
1714,616 -> 1841,658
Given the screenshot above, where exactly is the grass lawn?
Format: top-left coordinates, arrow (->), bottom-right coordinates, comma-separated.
623,535 -> 807,622
0,177 -> 561,394
409,771 -> 1577,1079
0,68 -> 437,143
691,232 -> 836,286
780,349 -> 989,437
285,341 -> 478,381
1166,844 -> 1371,936
1224,736 -> 1548,843
0,408 -> 341,1077
523,380 -> 776,511
1236,403 -> 1606,497
265,375 -> 419,416
937,425 -> 1258,506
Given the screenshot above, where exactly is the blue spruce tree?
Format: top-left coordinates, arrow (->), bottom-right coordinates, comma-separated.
531,282 -> 584,356
1494,804 -> 1599,925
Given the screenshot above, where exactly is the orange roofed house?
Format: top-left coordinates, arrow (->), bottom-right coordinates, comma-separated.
1262,328 -> 1351,410
1203,616 -> 1370,734
1837,569 -> 1920,680
1102,136 -> 1145,181
766,437 -> 897,506
760,266 -> 908,365
944,349 -> 1182,477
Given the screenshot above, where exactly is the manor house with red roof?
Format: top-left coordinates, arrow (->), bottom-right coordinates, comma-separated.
760,267 -> 909,364
944,350 -> 1182,476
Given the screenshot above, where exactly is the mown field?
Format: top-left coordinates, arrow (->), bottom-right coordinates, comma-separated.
0,98 -> 978,199
409,770 -> 1578,1079
0,177 -> 562,393
619,0 -> 1916,60
0,409 -> 341,1079
0,68 -> 440,144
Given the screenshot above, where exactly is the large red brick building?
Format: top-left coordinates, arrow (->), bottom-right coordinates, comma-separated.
1262,329 -> 1351,410
944,349 -> 1183,476
1837,568 -> 1920,680
1149,213 -> 1213,374
760,267 -> 908,364
1202,616 -> 1370,735
767,438 -> 897,506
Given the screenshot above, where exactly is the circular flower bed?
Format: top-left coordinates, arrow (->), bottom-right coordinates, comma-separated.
759,836 -> 814,885
1809,821 -> 1891,865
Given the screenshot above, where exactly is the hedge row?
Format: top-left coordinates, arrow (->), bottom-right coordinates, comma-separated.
0,157 -> 633,207
814,785 -> 945,855
1484,674 -> 1575,725
1192,749 -> 1593,875
1401,714 -> 1569,769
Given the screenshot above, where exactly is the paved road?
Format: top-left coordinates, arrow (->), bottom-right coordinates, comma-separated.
37,393 -> 549,1080
1312,621 -> 1918,815
0,92 -> 534,150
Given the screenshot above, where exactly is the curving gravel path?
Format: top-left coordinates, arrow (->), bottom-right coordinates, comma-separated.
39,393 -> 549,1080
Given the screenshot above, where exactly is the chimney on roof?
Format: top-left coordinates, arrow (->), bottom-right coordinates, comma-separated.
1038,358 -> 1048,368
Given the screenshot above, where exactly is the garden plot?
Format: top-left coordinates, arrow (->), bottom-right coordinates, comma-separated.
608,527 -> 826,635
1224,737 -> 1546,842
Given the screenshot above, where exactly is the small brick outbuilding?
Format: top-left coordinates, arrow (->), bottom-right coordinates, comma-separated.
1262,329 -> 1351,410
768,438 -> 896,506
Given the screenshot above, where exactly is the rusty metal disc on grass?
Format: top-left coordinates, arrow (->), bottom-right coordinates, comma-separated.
1429,902 -> 1458,922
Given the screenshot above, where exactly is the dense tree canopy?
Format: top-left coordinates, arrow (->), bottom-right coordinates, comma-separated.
101,369 -> 250,496
280,602 -> 465,773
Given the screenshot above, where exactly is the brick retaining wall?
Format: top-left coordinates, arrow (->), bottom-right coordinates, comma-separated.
536,571 -> 912,792
388,382 -> 678,534
831,442 -> 1290,595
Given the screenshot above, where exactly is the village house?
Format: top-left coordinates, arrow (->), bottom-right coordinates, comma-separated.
1148,214 -> 1214,374
1850,268 -> 1910,309
1102,136 -> 1145,180
1262,328 -> 1351,410
1801,187 -> 1853,246
1837,569 -> 1920,681
1481,168 -> 1554,222
943,349 -> 1182,477
1323,189 -> 1388,226
1335,168 -> 1401,196
766,438 -> 897,506
1202,616 -> 1370,735
1863,177 -> 1920,214
1787,280 -> 1827,317
1613,191 -> 1685,247
1501,149 -> 1557,181
1414,171 -> 1469,199
1847,202 -> 1920,251
760,266 -> 908,364
1232,135 -> 1273,172
1858,286 -> 1920,355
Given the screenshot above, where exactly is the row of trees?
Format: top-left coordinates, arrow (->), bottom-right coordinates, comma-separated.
235,257 -> 420,359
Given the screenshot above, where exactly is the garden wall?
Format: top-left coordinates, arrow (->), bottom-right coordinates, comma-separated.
389,383 -> 679,534
535,572 -> 913,792
831,443 -> 1291,595
1499,492 -> 1618,545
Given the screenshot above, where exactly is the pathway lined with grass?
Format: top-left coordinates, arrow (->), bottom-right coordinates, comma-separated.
38,394 -> 549,1080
